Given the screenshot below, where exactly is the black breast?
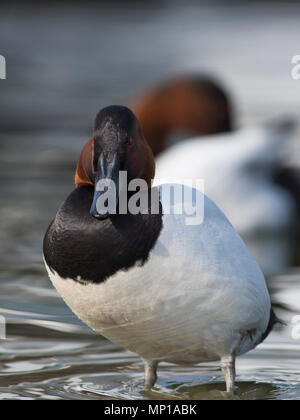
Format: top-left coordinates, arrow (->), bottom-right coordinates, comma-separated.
43,186 -> 163,284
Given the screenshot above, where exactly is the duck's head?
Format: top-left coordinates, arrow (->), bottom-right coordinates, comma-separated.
75,105 -> 155,219
131,75 -> 233,156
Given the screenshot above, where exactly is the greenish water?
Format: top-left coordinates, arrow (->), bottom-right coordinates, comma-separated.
1,1 -> 300,400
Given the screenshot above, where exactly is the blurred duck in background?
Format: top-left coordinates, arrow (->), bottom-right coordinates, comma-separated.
131,75 -> 299,277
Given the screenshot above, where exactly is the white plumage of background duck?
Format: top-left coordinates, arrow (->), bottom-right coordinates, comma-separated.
154,120 -> 296,277
44,106 -> 277,393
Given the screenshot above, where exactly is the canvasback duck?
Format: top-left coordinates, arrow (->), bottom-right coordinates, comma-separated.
131,75 -> 232,156
44,105 -> 276,393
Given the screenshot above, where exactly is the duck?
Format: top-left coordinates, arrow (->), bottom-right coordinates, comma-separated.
44,105 -> 277,393
131,74 -> 233,156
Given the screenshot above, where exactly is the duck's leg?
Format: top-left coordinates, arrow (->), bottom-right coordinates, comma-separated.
220,355 -> 236,393
143,359 -> 158,389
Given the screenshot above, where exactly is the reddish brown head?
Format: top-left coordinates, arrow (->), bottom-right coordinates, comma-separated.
75,106 -> 155,218
131,75 -> 233,156
75,138 -> 95,188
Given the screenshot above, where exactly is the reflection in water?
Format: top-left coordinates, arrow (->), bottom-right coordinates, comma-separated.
1,1 -> 300,400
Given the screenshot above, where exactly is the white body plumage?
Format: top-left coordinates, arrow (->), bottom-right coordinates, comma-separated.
45,185 -> 271,366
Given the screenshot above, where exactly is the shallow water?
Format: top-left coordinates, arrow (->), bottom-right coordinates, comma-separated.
1,1 -> 300,400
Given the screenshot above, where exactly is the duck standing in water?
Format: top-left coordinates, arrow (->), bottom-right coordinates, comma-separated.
44,106 -> 277,393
